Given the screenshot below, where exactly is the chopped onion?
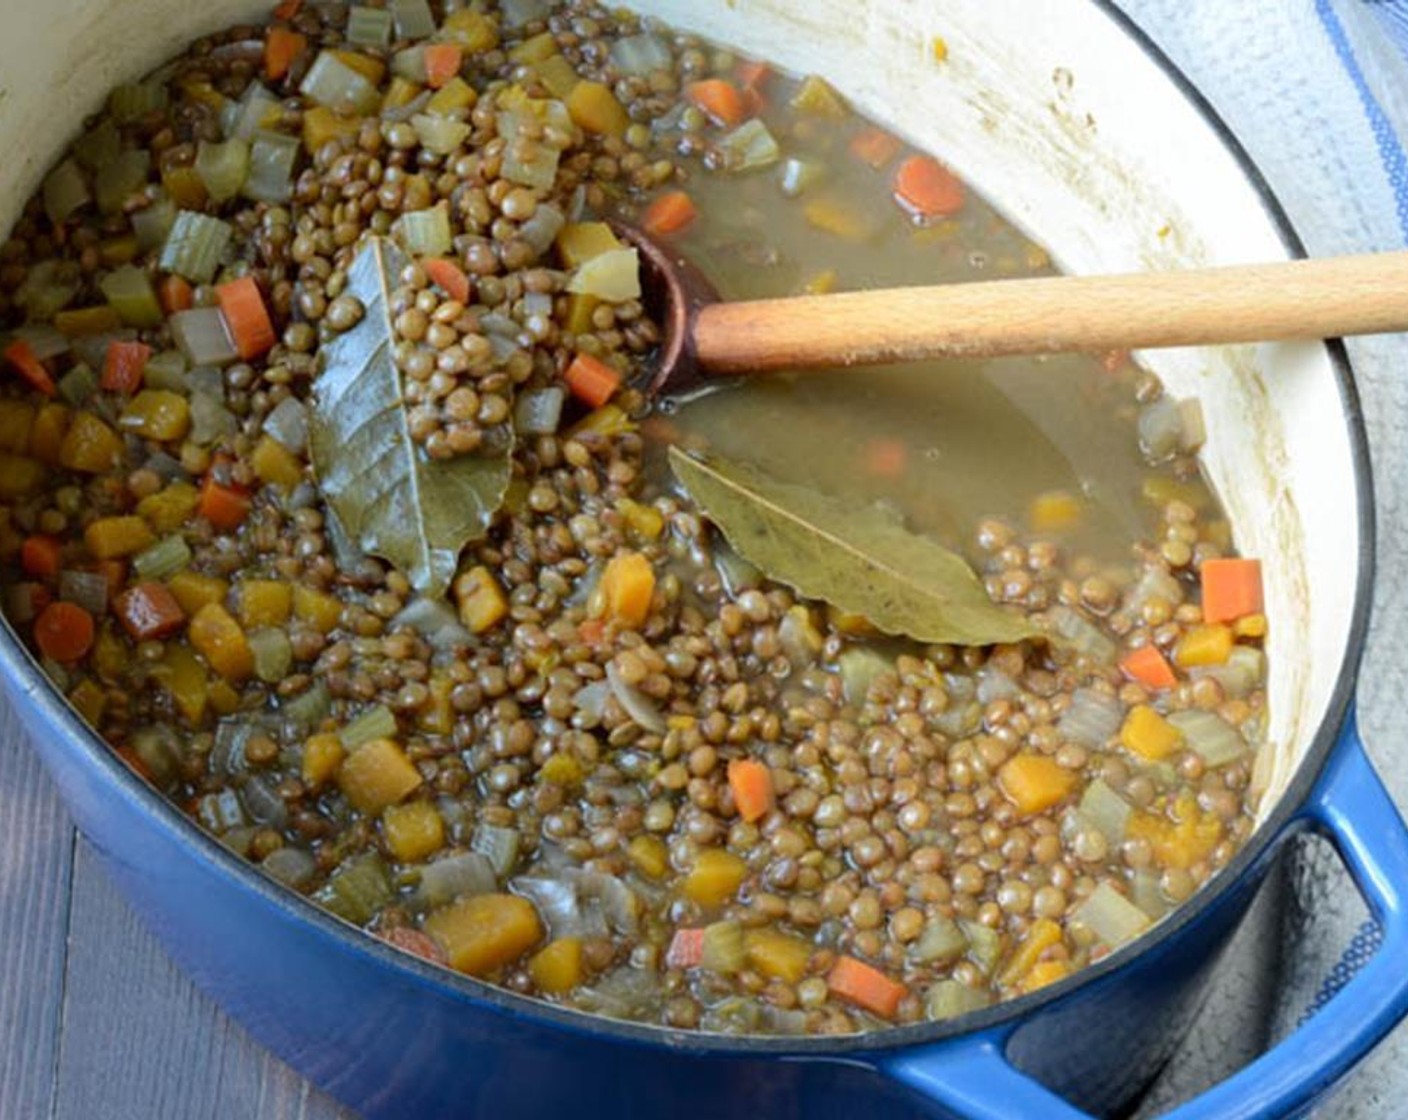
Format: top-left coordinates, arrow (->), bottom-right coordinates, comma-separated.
718,119 -> 781,173
1127,566 -> 1185,611
42,159 -> 91,225
411,113 -> 470,156
1047,604 -> 1117,664
241,772 -> 289,827
513,868 -> 639,939
1058,687 -> 1124,747
500,0 -> 551,27
263,395 -> 309,453
518,203 -> 566,253
576,967 -> 662,1022
13,324 -> 70,361
249,627 -> 294,683
187,365 -> 227,398
244,130 -> 300,204
393,203 -> 453,257
1190,645 -> 1264,699
513,386 -> 565,435
160,211 -> 234,284
282,681 -> 331,728
301,51 -> 381,115
131,195 -> 177,251
976,663 -> 1019,704
262,846 -> 317,889
59,570 -> 109,615
931,701 -> 982,738
1078,779 -> 1132,843
95,149 -> 150,216
838,647 -> 892,706
132,534 -> 192,581
340,703 -> 397,749
143,452 -> 188,482
925,980 -> 992,1021
567,248 -> 641,302
1138,397 -> 1184,462
777,605 -> 823,666
347,5 -> 394,47
141,349 -> 189,393
196,137 -> 250,203
1131,870 -> 1169,921
571,680 -> 610,724
606,661 -> 667,733
391,597 -> 471,650
522,291 -> 553,319
189,390 -> 237,444
392,0 -> 437,40
1167,708 -> 1246,766
417,851 -> 496,907
910,915 -> 968,964
1074,882 -> 1151,948
171,308 -> 238,366
609,33 -> 672,76
472,823 -> 522,877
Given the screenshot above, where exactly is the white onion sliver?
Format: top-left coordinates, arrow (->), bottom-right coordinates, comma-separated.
264,396 -> 309,454
1058,687 -> 1124,747
607,661 -> 667,733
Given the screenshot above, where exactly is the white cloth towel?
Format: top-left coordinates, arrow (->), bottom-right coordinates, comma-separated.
1115,2 -> 1408,1116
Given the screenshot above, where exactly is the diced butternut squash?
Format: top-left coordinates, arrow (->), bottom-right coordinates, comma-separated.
564,292 -> 600,335
167,570 -> 230,615
997,918 -> 1062,990
600,551 -> 654,629
567,80 -> 629,137
627,834 -> 669,880
302,731 -> 346,788
803,197 -> 874,241
0,401 -> 35,453
529,937 -> 584,994
91,624 -> 130,682
138,481 -> 201,534
1022,959 -> 1072,993
745,929 -> 812,984
418,672 -> 455,735
302,106 -> 361,155
440,9 -> 499,51
207,679 -> 241,716
188,602 -> 254,682
997,753 -> 1077,816
382,76 -> 424,114
382,800 -> 446,863
120,390 -> 190,441
618,498 -> 664,541
29,403 -> 71,467
1030,490 -> 1082,533
154,643 -> 209,724
556,222 -> 623,268
1174,624 -> 1233,668
162,166 -> 208,210
59,412 -> 125,474
237,578 -> 293,628
425,893 -> 543,977
84,516 -> 155,560
293,584 -> 344,634
509,31 -> 557,64
1119,705 -> 1183,761
329,49 -> 386,86
683,848 -> 748,907
338,737 -> 422,814
454,565 -> 508,633
1234,613 -> 1267,640
251,434 -> 303,489
0,455 -> 45,500
1127,792 -> 1224,871
426,76 -> 476,117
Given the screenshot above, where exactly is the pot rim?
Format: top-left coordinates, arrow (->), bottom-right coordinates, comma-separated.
0,0 -> 1378,1064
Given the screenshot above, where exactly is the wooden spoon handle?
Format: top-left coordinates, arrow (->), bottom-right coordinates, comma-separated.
692,250 -> 1408,372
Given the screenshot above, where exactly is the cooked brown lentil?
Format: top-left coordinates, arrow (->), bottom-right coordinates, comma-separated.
0,0 -> 1267,1036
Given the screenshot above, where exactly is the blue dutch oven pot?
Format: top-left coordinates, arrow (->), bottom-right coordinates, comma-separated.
1,1 -> 1406,1118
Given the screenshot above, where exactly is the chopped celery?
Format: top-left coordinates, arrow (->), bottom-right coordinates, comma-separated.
249,628 -> 294,683
567,248 -> 641,302
1190,645 -> 1265,700
131,195 -> 177,251
108,81 -> 169,124
609,33 -> 672,77
73,120 -> 121,172
1167,709 -> 1246,766
281,680 -> 331,728
301,51 -> 381,116
228,84 -> 282,141
501,139 -> 560,191
159,211 -> 233,283
189,389 -> 238,442
910,915 -> 968,964
1078,779 -> 1132,843
314,853 -> 393,925
42,159 -> 91,225
195,137 -> 250,203
959,918 -> 1003,975
133,534 -> 193,580
340,703 -> 397,749
392,0 -> 437,40
141,349 -> 188,392
171,308 -> 238,366
718,119 -> 780,173
392,46 -> 428,83
95,149 -> 150,215
99,265 -> 164,328
244,131 -> 301,204
925,980 -> 992,1021
393,203 -> 453,257
518,202 -> 565,253
58,363 -> 98,406
535,55 -> 581,100
472,823 -> 521,877
411,113 -> 470,156
348,6 -> 394,47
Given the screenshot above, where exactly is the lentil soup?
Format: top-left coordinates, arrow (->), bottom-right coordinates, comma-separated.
0,0 -> 1269,1035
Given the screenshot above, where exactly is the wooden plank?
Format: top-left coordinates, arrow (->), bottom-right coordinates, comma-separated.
0,705 -> 75,1120
52,840 -> 354,1120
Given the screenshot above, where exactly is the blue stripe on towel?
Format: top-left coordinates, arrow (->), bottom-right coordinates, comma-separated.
1298,918 -> 1386,1024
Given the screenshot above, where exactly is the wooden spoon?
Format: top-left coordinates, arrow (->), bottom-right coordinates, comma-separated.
618,223 -> 1408,395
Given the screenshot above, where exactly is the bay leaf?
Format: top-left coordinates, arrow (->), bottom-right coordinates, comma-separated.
669,447 -> 1037,646
308,237 -> 510,599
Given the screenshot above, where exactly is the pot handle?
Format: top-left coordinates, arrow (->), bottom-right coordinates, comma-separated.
883,713 -> 1408,1119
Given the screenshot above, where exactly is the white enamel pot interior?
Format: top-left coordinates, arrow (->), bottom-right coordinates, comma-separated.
0,1 -> 1388,1118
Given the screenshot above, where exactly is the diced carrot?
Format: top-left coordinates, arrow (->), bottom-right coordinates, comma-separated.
599,551 -> 655,629
272,0 -> 302,18
158,274 -> 194,316
1120,644 -> 1178,691
33,600 -> 96,663
101,340 -> 153,394
1200,558 -> 1263,624
862,438 -> 906,479
424,257 -> 471,304
827,955 -> 907,1019
116,582 -> 188,641
265,26 -> 308,82
424,43 -> 464,89
849,126 -> 903,170
564,352 -> 623,409
641,190 -> 698,238
666,928 -> 705,969
20,536 -> 62,581
727,758 -> 774,823
381,927 -> 449,966
998,753 -> 1077,816
215,276 -> 277,360
685,79 -> 746,127
735,59 -> 771,95
4,339 -> 56,397
893,154 -> 966,220
198,476 -> 252,531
